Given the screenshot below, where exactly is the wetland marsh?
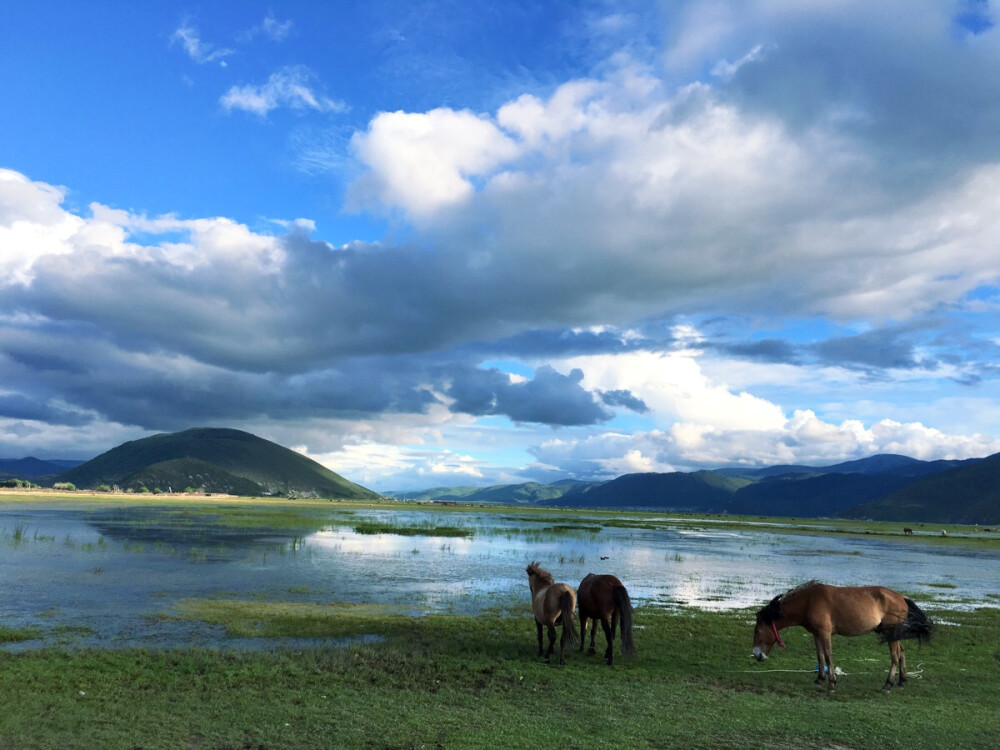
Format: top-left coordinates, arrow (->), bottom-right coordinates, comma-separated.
2,496 -> 998,650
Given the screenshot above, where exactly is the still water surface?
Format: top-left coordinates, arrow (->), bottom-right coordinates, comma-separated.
2,501 -> 998,649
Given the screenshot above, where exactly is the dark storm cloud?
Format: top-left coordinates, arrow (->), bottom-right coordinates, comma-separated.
598,389 -> 649,414
712,338 -> 801,364
0,309 -> 623,431
0,393 -> 91,426
464,327 -> 645,359
811,329 -> 927,372
713,3 -> 1000,195
445,364 -> 613,426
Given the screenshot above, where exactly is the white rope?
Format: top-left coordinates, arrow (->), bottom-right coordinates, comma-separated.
737,662 -> 925,679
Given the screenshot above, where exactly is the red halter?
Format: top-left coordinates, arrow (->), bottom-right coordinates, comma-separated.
771,621 -> 787,649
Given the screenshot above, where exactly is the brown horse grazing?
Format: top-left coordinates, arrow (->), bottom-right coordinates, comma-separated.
752,581 -> 932,693
526,562 -> 578,664
577,573 -> 636,666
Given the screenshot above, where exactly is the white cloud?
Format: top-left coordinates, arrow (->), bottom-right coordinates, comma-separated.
496,80 -> 601,148
171,22 -> 234,65
221,67 -> 348,117
527,341 -> 1000,476
350,108 -> 520,218
711,43 -> 765,80
529,412 -> 1000,479
0,170 -> 82,285
256,14 -> 294,42
556,350 -> 787,432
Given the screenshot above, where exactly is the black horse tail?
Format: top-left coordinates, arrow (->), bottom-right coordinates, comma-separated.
901,598 -> 933,644
881,597 -> 933,644
560,590 -> 578,647
614,585 -> 637,657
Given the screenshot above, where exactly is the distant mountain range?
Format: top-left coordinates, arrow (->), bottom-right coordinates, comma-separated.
385,452 -> 1000,524
4,430 -> 997,523
18,428 -> 380,501
0,457 -> 85,479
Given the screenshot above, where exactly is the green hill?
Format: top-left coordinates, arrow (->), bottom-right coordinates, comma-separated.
556,471 -> 752,511
385,480 -> 599,504
840,452 -> 1000,524
54,427 -> 380,500
725,472 -> 913,517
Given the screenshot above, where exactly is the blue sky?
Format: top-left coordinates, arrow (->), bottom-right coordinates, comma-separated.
2,1 -> 1000,491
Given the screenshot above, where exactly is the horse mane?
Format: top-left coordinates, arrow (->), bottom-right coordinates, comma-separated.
786,579 -> 822,597
757,580 -> 823,623
526,561 -> 554,584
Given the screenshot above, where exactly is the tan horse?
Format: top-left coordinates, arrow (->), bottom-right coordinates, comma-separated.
577,573 -> 636,666
752,580 -> 932,693
526,562 -> 578,664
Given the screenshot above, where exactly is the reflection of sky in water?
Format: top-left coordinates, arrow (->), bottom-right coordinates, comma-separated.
2,503 -> 998,649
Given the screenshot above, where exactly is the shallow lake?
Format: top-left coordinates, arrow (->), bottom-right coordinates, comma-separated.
2,501 -> 998,650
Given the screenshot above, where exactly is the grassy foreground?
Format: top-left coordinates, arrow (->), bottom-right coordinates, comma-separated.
1,605 -> 998,749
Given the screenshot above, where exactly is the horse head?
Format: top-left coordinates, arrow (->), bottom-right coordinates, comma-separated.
526,561 -> 554,596
752,594 -> 786,661
526,561 -> 553,582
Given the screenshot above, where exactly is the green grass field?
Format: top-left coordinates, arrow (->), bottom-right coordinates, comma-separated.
1,604 -> 998,749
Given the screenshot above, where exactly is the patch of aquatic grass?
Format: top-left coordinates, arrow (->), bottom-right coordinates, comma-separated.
50,625 -> 97,645
350,520 -> 473,537
0,625 -> 42,643
784,549 -> 864,556
920,582 -> 959,589
7,523 -> 29,543
542,524 -> 602,534
171,599 -> 419,639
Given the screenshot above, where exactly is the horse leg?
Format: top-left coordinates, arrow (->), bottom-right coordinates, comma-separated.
884,640 -> 901,692
536,621 -> 544,657
882,641 -> 906,693
822,636 -> 837,693
897,641 -> 907,687
601,614 -> 615,666
814,637 -> 826,686
545,623 -> 557,663
559,622 -> 570,665
578,613 -> 588,653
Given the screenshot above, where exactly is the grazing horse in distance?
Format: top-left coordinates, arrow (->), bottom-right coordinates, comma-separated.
752,581 -> 932,693
577,573 -> 636,666
903,528 -> 913,536
526,562 -> 578,664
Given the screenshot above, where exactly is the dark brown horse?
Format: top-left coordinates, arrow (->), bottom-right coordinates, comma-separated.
577,573 -> 636,666
526,562 -> 578,664
752,580 -> 932,693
